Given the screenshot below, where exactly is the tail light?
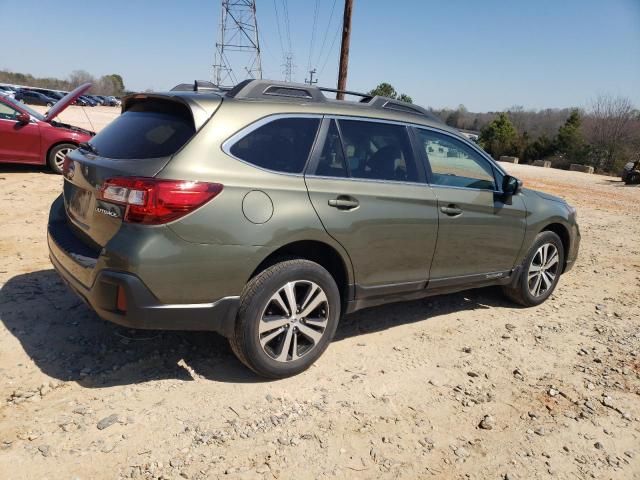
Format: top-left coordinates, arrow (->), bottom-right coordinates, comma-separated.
99,177 -> 223,225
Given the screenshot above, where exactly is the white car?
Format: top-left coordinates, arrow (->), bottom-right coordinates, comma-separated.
0,86 -> 16,98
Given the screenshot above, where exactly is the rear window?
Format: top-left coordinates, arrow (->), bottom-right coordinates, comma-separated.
89,99 -> 195,159
229,117 -> 320,173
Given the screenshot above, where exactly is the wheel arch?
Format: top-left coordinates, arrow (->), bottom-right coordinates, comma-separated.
249,240 -> 353,308
541,222 -> 570,272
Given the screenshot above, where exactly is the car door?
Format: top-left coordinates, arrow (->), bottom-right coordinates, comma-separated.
413,127 -> 526,282
305,118 -> 439,297
0,100 -> 41,163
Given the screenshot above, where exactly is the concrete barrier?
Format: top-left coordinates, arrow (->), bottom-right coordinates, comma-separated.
569,164 -> 594,174
532,160 -> 552,168
499,156 -> 519,164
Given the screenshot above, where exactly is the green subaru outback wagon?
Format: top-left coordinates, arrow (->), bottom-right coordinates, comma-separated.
48,80 -> 580,378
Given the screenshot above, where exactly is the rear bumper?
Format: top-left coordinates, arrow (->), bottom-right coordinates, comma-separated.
47,213 -> 239,337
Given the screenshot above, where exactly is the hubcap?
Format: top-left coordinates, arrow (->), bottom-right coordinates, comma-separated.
258,280 -> 329,363
528,243 -> 559,297
54,148 -> 72,170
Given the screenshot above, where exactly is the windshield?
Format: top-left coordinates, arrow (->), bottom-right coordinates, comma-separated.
3,95 -> 45,121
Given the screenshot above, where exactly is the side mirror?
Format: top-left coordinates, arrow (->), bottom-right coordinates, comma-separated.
16,112 -> 30,124
502,174 -> 522,196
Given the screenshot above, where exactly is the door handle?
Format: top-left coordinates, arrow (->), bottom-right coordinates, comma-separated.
328,196 -> 359,210
440,204 -> 463,216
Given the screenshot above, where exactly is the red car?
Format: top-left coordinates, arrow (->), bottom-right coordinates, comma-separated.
0,83 -> 94,174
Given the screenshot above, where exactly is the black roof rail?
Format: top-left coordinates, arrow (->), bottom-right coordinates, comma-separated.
318,86 -> 373,101
365,96 -> 440,121
181,79 -> 440,123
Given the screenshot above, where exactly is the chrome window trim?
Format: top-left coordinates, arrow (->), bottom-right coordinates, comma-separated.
221,112 -> 507,187
308,173 -> 428,187
221,113 -> 325,178
427,183 -> 503,194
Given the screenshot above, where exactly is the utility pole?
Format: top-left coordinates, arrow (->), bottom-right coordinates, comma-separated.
212,0 -> 262,88
336,0 -> 354,99
305,68 -> 318,85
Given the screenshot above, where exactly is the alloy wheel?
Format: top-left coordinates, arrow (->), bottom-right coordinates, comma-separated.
258,280 -> 329,362
527,243 -> 559,297
54,147 -> 73,171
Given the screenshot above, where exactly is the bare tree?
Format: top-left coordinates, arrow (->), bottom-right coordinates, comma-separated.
94,76 -> 118,96
67,70 -> 95,89
585,94 -> 636,171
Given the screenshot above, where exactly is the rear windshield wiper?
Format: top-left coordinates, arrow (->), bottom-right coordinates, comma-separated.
79,142 -> 99,155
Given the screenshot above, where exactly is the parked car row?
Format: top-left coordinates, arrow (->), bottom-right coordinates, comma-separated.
0,84 -> 120,108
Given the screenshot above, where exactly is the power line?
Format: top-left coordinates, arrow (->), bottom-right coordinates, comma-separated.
307,0 -> 320,73
314,0 -> 338,68
318,12 -> 342,78
272,0 -> 286,60
281,0 -> 293,54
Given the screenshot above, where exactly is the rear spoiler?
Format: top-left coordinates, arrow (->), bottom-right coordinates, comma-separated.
121,93 -> 222,131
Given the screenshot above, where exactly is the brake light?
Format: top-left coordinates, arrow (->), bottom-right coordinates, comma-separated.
99,177 -> 223,225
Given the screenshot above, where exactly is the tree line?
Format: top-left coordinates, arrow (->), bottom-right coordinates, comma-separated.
369,83 -> 640,174
0,69 -> 126,97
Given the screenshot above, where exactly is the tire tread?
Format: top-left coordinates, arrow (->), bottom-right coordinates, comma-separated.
229,259 -> 334,378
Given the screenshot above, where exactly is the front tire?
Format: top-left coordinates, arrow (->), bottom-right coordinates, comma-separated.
229,259 -> 341,378
47,143 -> 76,174
502,231 -> 564,307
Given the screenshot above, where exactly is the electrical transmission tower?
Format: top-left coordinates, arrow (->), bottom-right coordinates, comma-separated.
282,55 -> 294,82
213,0 -> 262,87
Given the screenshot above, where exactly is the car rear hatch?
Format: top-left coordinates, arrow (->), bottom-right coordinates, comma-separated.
62,93 -> 222,249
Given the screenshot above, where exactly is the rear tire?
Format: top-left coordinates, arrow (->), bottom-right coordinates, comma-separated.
47,143 -> 76,174
502,231 -> 564,307
229,259 -> 341,378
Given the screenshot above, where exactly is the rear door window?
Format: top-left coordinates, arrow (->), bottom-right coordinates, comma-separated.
314,120 -> 348,178
337,119 -> 419,182
229,117 -> 320,173
89,99 -> 196,159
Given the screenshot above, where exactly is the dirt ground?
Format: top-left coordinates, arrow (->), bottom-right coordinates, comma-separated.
0,110 -> 639,479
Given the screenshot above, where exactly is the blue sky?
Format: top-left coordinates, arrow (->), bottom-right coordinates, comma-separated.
1,0 -> 638,111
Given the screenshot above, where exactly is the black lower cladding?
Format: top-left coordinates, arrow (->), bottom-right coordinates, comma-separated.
47,204 -> 239,337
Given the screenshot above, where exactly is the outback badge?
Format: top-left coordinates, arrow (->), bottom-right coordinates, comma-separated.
95,201 -> 122,219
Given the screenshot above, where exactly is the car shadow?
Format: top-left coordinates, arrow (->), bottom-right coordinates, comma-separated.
598,179 -> 638,187
0,164 -> 53,175
0,269 -> 516,387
